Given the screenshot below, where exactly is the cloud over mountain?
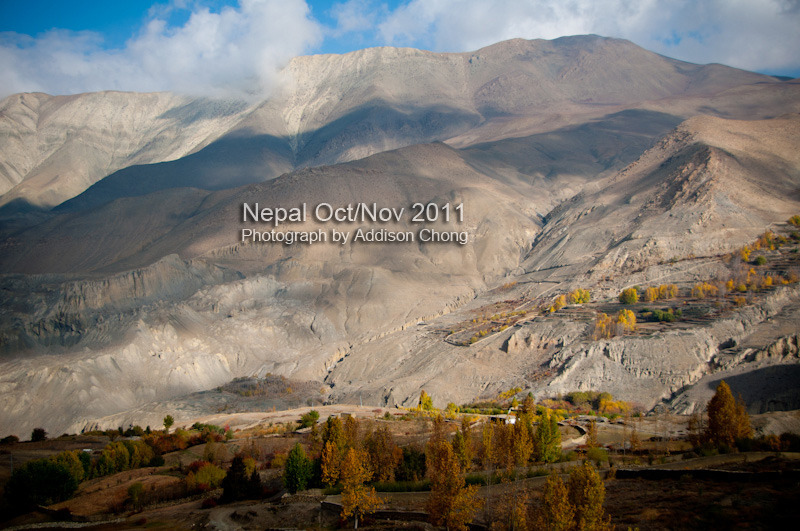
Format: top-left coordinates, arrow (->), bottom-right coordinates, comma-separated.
1,0 -> 799,100
0,0 -> 321,98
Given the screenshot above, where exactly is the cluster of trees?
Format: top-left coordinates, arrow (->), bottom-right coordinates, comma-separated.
645,284 -> 678,302
691,281 -> 719,298
592,310 -> 636,340
569,288 -> 591,304
536,463 -> 611,530
480,397 -> 563,473
641,307 -> 682,322
1,417 -> 236,513
4,438 -> 160,510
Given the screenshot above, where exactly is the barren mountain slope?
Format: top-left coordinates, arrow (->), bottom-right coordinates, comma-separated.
521,113 -> 800,280
2,113 -> 800,434
0,92 -> 253,209
0,143 -> 542,434
318,115 -> 800,412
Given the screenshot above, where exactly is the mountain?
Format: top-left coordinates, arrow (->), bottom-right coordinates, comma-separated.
1,35 -> 785,215
1,36 -> 799,435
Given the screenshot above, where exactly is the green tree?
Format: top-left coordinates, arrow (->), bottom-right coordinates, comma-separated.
283,443 -> 313,494
534,409 -> 561,463
128,482 -> 144,511
222,455 -> 262,501
300,409 -> 320,428
618,288 -> 639,305
163,415 -> 174,434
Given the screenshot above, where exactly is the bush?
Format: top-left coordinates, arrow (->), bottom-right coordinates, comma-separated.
0,435 -> 19,445
755,255 -> 767,266
30,427 -> 47,442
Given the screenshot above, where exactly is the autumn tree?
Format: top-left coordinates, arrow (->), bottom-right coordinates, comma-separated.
616,309 -> 636,333
568,461 -> 611,531
363,425 -> 402,482
419,390 -> 434,411
536,472 -> 575,531
586,420 -> 598,449
321,415 -> 346,485
426,440 -> 482,530
592,312 -> 614,340
344,415 -> 360,448
704,380 -> 753,448
644,286 -> 659,302
569,288 -> 591,304
512,419 -> 534,468
340,448 -> 381,529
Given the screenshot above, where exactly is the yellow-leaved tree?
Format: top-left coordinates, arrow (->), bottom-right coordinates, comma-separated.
704,380 -> 752,448
426,439 -> 482,530
340,448 -> 381,529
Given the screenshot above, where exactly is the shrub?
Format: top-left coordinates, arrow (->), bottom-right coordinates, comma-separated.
755,255 -> 767,266
0,435 -> 19,445
789,215 -> 800,226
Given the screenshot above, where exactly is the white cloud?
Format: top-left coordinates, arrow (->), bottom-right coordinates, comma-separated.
375,0 -> 800,76
0,0 -> 322,99
2,0 -> 798,99
329,0 -> 380,35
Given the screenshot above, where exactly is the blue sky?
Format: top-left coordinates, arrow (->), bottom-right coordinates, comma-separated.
1,0 -> 798,98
